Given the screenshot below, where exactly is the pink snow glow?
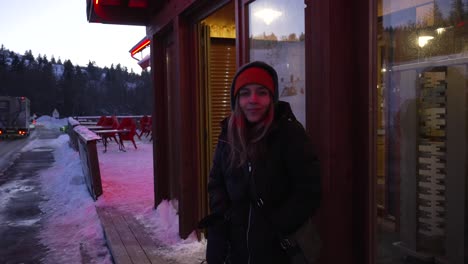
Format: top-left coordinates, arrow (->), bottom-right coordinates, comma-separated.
31,116 -> 206,264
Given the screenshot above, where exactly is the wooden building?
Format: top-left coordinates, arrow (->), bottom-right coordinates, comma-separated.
86,0 -> 468,263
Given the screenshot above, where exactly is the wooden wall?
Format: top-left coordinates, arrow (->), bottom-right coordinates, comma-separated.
149,0 -> 233,239
306,0 -> 375,263
149,0 -> 377,263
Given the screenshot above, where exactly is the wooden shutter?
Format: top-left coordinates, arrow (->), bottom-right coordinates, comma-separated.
208,38 -> 236,157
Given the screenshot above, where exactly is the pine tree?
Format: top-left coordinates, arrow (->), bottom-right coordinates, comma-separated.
299,32 -> 305,41
0,46 -> 151,116
23,50 -> 34,62
449,0 -> 464,24
38,57 -> 57,115
73,65 -> 87,115
433,1 -> 445,27
0,46 -> 7,95
87,61 -> 99,80
36,54 -> 43,66
60,60 -> 75,116
42,54 -> 48,64
9,55 -> 27,96
10,54 -> 24,73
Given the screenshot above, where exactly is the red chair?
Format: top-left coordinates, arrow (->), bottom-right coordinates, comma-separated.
96,115 -> 107,126
101,116 -> 119,143
118,117 -> 138,150
138,115 -> 152,138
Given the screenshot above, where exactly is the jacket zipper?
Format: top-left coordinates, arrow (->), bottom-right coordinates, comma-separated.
247,161 -> 252,264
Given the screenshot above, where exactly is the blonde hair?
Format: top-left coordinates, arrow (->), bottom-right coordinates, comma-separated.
227,95 -> 274,168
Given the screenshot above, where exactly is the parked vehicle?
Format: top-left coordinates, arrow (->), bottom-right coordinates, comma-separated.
0,96 -> 31,138
30,113 -> 37,129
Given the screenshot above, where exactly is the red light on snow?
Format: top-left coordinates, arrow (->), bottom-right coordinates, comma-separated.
131,39 -> 150,56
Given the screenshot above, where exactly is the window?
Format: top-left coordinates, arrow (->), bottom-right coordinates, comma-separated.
376,0 -> 468,262
248,0 -> 306,126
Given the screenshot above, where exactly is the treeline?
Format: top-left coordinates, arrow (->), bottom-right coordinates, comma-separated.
0,45 -> 152,117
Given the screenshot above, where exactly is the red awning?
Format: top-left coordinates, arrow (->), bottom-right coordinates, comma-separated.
129,37 -> 150,58
86,0 -> 151,25
129,36 -> 151,69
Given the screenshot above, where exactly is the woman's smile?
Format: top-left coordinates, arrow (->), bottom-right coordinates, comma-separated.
238,84 -> 272,123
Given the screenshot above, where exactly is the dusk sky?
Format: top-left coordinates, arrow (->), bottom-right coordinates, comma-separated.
0,0 -> 146,73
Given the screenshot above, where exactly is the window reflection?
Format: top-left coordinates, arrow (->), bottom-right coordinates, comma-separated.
248,0 -> 306,126
377,0 -> 467,263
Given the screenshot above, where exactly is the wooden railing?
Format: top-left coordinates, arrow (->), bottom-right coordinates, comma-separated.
67,117 -> 81,151
73,115 -> 147,123
71,123 -> 103,200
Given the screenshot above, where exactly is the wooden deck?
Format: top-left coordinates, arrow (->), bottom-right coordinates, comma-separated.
96,207 -> 177,264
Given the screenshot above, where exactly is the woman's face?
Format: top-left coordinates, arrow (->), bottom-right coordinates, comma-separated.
238,84 -> 272,123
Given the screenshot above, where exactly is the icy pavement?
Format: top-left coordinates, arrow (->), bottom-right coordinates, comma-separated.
0,129 -> 56,263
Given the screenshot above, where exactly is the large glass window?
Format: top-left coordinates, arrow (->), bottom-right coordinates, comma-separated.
377,0 -> 468,263
248,0 -> 306,126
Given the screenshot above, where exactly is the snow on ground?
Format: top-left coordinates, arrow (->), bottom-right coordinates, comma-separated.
27,116 -> 206,264
35,115 -> 68,129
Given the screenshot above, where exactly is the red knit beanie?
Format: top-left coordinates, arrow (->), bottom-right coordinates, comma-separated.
230,61 -> 278,110
233,67 -> 275,97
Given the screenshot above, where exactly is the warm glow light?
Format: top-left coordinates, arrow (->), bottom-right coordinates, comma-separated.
418,36 -> 434,47
254,8 -> 282,25
131,39 -> 150,56
95,0 -> 99,4
436,28 -> 445,35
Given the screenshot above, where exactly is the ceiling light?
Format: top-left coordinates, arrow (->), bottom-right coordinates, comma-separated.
436,28 -> 445,34
418,36 -> 434,47
254,8 -> 282,25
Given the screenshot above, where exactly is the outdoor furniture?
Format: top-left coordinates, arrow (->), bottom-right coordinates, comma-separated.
86,125 -> 113,131
96,115 -> 107,126
138,115 -> 151,139
118,117 -> 138,150
94,128 -> 129,152
95,116 -> 119,152
79,121 -> 98,126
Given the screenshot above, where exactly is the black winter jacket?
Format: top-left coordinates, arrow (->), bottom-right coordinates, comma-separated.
204,101 -> 320,264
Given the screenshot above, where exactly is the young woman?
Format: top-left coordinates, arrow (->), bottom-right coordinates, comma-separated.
200,61 -> 320,264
